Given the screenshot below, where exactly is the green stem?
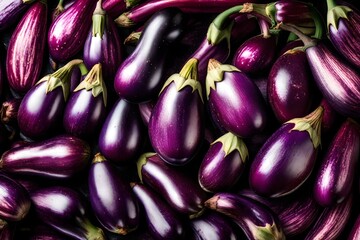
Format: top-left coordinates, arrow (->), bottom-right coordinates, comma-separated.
310,6 -> 325,39
179,58 -> 198,81
213,5 -> 243,30
78,63 -> 89,76
326,0 -> 337,11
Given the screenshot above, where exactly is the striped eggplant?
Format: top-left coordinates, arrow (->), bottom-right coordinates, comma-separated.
137,153 -> 208,218
206,59 -> 267,138
114,8 -> 185,103
5,0 -> 47,94
88,153 -> 140,234
249,106 -> 323,197
0,0 -> 33,31
30,186 -> 105,240
48,0 -> 98,62
0,174 -> 31,222
205,192 -> 285,240
348,213 -> 360,240
0,135 -> 91,179
148,58 -> 204,165
102,0 -> 141,19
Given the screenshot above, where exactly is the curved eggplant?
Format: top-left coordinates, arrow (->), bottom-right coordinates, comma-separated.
348,213 -> 360,240
0,135 -> 91,179
88,153 -> 140,234
0,0 -> 33,31
0,98 -> 21,125
114,7 -> 185,103
6,0 -> 47,94
249,106 -> 323,197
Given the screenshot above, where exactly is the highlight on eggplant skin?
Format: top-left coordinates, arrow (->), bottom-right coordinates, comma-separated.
0,0 -> 32,32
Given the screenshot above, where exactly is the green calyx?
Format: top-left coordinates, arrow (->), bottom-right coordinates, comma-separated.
136,153 -> 156,183
125,0 -> 142,8
212,132 -> 248,163
92,0 -> 106,38
286,106 -> 324,148
92,153 -> 107,164
327,5 -> 352,31
80,218 -> 106,240
253,223 -> 286,240
206,21 -> 233,54
74,64 -> 108,107
205,58 -> 240,99
23,0 -> 35,3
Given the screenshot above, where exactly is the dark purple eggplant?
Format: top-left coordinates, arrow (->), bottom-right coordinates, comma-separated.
0,174 -> 31,222
0,98 -> 21,124
29,224 -> 69,240
198,132 -> 248,192
131,182 -> 185,239
148,58 -> 204,165
0,0 -> 33,31
88,153 -> 140,234
206,59 -> 267,138
5,0 -> 47,94
30,186 -> 105,240
249,106 -> 323,197
137,153 -> 208,217
0,135 -> 91,179
138,100 -> 155,126
48,0 -> 97,62
348,213 -> 360,240
320,98 -> 342,134
102,0 -> 140,19
98,98 -> 144,163
205,192 -> 285,240
114,7 -> 185,103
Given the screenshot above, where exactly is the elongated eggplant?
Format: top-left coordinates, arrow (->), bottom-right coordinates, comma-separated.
48,0 -> 97,62
206,59 -> 267,138
137,153 -> 208,217
0,0 -> 33,31
148,58 -> 204,165
6,0 -> 47,94
114,8 -> 185,103
348,213 -> 360,240
30,186 -> 105,240
0,98 -> 21,124
88,153 -> 140,234
131,182 -> 185,239
205,192 -> 285,240
29,224 -> 69,240
0,174 -> 31,222
103,0 -> 141,19
0,135 -> 91,179
249,106 -> 323,197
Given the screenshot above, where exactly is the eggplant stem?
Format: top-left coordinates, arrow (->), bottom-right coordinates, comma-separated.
125,0 -> 142,8
189,207 -> 206,219
92,153 -> 107,164
326,0 -> 337,11
204,195 -> 220,210
213,5 -> 243,30
78,63 -> 89,76
179,58 -> 198,81
277,23 -> 316,48
115,12 -> 133,27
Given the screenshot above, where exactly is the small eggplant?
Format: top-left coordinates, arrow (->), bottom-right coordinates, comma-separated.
6,0 -> 47,94
0,98 -> 21,125
88,153 -> 140,234
131,182 -> 186,239
348,213 -> 360,240
249,106 -> 323,197
0,174 -> 31,222
205,192 -> 285,240
148,58 -> 204,165
102,0 -> 141,19
137,153 -> 208,218
206,59 -> 267,138
114,7 -> 185,103
0,135 -> 91,179
198,132 -> 248,192
0,0 -> 33,31
30,186 -> 105,240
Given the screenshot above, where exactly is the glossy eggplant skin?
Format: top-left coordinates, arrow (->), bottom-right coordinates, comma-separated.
348,213 -> 360,240
6,1 -> 47,94
29,224 -> 69,240
0,0 -> 31,31
114,8 -> 185,103
88,154 -> 140,234
102,0 -> 128,19
132,182 -> 185,239
48,0 -> 97,62
0,174 -> 31,222
0,135 -> 91,179
98,98 -> 145,163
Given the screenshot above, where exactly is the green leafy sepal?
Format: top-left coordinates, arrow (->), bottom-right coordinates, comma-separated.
212,132 -> 248,163
327,5 -> 352,31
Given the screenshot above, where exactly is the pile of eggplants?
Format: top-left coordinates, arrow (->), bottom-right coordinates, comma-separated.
1,0 -> 360,239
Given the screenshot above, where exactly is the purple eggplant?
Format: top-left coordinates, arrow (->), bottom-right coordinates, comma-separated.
102,0 -> 141,19
138,100 -> 155,126
0,98 -> 21,125
205,192 -> 285,240
6,0 -> 47,94
0,223 -> 15,240
30,186 -> 105,240
131,182 -> 186,239
206,59 -> 267,138
320,98 -> 341,134
148,58 -> 204,165
348,213 -> 360,240
249,106 -> 323,197
0,219 -> 6,230
137,153 -> 208,217
0,135 -> 91,179
29,224 -> 69,240
0,0 -> 33,31
198,132 -> 248,192
48,0 -> 98,63
88,153 -> 140,234
0,174 -> 31,222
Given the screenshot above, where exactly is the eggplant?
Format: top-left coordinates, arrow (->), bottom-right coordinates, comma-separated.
98,98 -> 145,163
131,182 -> 186,239
138,100 -> 155,126
0,223 -> 15,240
314,119 -> 360,207
0,174 -> 31,222
0,135 -> 91,179
5,0 -> 47,94
102,0 -> 141,19
320,98 -> 342,134
88,153 -> 140,234
205,192 -> 285,240
0,98 -> 21,124
29,224 -> 69,240
114,7 -> 185,103
30,186 -> 105,240
348,213 -> 360,240
48,0 -> 98,62
0,0 -> 33,31
249,106 -> 323,197
148,58 -> 204,165
137,153 -> 208,217
206,59 -> 267,138
198,132 -> 248,192
51,0 -> 76,21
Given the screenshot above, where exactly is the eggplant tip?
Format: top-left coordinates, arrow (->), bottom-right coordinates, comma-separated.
204,195 -> 220,210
